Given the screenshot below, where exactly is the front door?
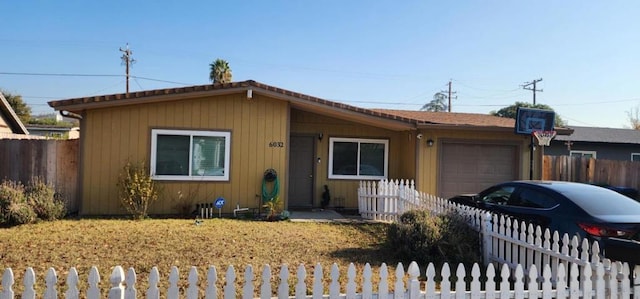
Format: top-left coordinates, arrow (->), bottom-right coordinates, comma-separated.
288,135 -> 315,208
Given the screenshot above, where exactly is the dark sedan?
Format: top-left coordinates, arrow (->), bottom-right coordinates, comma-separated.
448,181 -> 640,265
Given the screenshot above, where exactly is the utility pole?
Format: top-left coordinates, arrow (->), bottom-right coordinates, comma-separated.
119,43 -> 135,94
522,78 -> 543,180
522,78 -> 543,105
441,79 -> 457,112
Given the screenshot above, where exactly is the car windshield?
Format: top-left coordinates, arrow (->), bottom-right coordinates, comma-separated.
558,185 -> 640,216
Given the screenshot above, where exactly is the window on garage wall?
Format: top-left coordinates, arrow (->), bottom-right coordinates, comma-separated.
632,153 -> 640,162
328,137 -> 388,180
150,129 -> 231,181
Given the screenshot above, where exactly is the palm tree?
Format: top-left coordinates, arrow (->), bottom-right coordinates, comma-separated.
420,92 -> 448,112
209,59 -> 232,84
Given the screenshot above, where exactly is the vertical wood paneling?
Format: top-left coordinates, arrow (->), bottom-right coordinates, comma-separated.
105,109 -> 119,213
80,93 -> 288,215
231,95 -> 243,207
247,99 -> 258,203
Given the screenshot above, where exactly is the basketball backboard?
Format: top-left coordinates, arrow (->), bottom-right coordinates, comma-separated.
514,107 -> 556,135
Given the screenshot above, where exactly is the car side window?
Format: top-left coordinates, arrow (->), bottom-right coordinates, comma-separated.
509,188 -> 557,208
481,186 -> 516,205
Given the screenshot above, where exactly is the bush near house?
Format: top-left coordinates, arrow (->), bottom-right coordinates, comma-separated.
386,210 -> 480,267
117,161 -> 160,220
0,178 -> 66,226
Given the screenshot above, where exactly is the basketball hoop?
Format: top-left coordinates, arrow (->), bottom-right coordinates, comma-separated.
532,130 -> 557,146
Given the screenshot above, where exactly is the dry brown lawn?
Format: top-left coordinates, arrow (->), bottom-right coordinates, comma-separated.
0,218 -> 398,297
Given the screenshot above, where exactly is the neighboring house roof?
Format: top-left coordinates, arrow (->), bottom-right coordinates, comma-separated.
376,109 -> 514,128
376,109 -> 573,135
554,126 -> 640,145
25,125 -> 80,139
0,92 -> 29,135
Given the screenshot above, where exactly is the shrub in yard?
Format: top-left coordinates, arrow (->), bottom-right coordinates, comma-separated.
386,209 -> 480,266
171,189 -> 200,218
0,180 -> 37,226
25,177 -> 66,221
117,161 -> 159,220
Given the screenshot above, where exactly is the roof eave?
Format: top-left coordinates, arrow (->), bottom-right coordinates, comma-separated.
49,86 -> 247,114
254,88 -> 416,131
417,123 -> 515,132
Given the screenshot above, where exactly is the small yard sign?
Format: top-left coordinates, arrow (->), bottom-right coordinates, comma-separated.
215,197 -> 225,217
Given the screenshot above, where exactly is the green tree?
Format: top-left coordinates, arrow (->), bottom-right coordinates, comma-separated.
209,59 -> 232,84
1,89 -> 31,123
490,101 -> 566,126
420,92 -> 448,112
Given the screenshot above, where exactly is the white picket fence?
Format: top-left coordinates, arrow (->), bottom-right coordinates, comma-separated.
358,179 -> 451,222
358,179 -> 639,286
3,261 -> 639,299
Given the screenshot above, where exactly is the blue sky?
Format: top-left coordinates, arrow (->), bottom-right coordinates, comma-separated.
2,1 -> 639,128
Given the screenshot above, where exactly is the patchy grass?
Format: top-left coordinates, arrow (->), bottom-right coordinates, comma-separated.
0,219 -> 399,297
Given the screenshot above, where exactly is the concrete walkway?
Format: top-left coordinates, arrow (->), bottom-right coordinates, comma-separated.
288,209 -> 371,223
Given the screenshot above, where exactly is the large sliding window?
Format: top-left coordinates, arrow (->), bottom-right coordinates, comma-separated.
328,137 -> 388,180
151,129 -> 231,181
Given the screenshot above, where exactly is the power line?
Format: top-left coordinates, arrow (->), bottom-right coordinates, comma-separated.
453,79 -> 521,93
133,77 -> 144,91
130,76 -> 192,86
0,72 -> 193,86
456,93 -> 522,101
0,72 -> 121,77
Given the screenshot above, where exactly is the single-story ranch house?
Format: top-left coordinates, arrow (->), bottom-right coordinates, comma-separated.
48,80 -> 568,216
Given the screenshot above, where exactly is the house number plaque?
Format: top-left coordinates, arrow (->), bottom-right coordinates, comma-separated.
269,141 -> 285,148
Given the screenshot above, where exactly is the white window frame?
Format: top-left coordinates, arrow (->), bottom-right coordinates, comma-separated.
570,150 -> 597,159
150,129 -> 231,181
631,153 -> 640,162
328,137 -> 388,180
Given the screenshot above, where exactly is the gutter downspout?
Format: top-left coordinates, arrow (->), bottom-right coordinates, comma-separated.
60,110 -> 82,120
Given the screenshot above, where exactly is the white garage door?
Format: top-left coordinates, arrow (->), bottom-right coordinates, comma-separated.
439,142 -> 518,199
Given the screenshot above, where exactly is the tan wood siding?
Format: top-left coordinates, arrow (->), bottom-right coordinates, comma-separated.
290,109 -> 415,209
80,93 -> 288,215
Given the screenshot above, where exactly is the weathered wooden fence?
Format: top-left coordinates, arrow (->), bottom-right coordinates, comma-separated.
2,261 -> 639,299
0,138 -> 79,213
543,155 -> 640,190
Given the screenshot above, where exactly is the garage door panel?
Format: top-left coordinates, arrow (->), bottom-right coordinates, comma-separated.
439,142 -> 517,198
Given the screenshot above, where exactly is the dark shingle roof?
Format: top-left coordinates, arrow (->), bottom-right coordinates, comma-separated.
554,126 -> 640,144
374,109 -> 515,128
